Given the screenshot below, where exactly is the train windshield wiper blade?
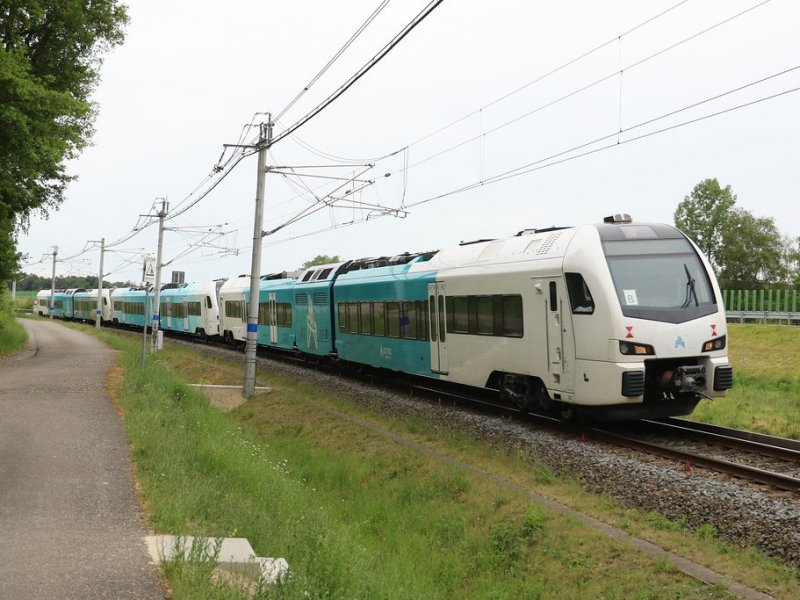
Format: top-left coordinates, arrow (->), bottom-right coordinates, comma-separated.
682,263 -> 699,308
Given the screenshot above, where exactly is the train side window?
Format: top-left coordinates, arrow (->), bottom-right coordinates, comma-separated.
549,282 -> 558,312
565,273 -> 595,314
452,296 -> 469,333
258,302 -> 269,325
418,301 -> 429,341
373,302 -> 386,336
429,295 -> 437,342
206,296 -> 213,309
503,295 -> 523,337
402,302 -> 416,339
438,296 -> 446,342
281,303 -> 292,327
338,303 -> 347,331
347,303 -> 359,334
476,296 -> 494,335
359,302 -> 372,335
387,302 -> 400,337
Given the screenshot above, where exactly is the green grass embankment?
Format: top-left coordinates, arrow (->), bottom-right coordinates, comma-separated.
692,324 -> 800,438
83,325 -> 800,600
0,291 -> 27,355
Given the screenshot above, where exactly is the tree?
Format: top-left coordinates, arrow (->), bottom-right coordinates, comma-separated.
299,255 -> 341,270
0,1 -> 129,282
673,178 -> 736,271
717,209 -> 789,289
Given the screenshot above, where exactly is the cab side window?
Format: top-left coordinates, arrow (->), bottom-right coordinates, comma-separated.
565,273 -> 595,314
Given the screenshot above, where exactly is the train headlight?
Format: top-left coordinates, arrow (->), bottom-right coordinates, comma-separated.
702,335 -> 726,352
619,341 -> 655,355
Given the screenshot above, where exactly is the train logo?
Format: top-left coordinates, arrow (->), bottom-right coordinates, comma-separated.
306,298 -> 319,350
674,336 -> 686,349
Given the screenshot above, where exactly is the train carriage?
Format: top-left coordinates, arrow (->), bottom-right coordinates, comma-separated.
416,215 -> 732,419
110,287 -> 153,328
255,273 -> 298,351
34,290 -> 51,317
219,276 -> 250,345
50,289 -> 79,320
159,281 -> 224,338
333,255 -> 436,375
72,289 -> 112,323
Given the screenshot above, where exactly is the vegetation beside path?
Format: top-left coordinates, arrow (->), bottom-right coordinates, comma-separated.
0,290 -> 26,355
72,324 -> 798,599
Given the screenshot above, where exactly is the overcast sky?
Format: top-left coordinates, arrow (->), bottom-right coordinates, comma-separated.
18,0 -> 800,285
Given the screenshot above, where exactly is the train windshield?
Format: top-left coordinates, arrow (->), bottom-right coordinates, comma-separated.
603,238 -> 718,323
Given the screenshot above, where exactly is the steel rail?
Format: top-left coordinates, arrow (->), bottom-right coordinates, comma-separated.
587,427 -> 800,493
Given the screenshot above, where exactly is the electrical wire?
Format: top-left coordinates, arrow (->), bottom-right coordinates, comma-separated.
404,80 -> 800,209
271,0 -> 445,147
382,0 -> 776,180
275,0 -> 394,122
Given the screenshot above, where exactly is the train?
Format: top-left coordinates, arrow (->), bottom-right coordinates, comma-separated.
49,215 -> 733,420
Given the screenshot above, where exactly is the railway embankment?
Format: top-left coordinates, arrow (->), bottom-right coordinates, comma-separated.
71,321 -> 800,599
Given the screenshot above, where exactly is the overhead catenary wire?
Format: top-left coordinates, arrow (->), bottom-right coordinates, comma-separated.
271,0 -> 445,147
275,0 -> 394,122
404,80 -> 800,210
381,0 -> 777,179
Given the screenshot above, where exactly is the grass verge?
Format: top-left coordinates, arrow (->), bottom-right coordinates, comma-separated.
0,290 -> 27,355
691,324 -> 800,438
78,324 -> 800,599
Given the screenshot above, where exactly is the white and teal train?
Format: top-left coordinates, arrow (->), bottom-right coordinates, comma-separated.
215,214 -> 733,420
56,215 -> 734,420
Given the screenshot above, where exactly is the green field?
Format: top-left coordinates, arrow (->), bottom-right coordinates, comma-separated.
74,323 -> 799,600
691,324 -> 800,439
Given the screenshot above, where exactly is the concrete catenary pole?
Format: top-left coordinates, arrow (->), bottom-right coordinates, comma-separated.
243,118 -> 272,397
95,237 -> 105,329
49,246 -> 57,319
151,200 -> 168,353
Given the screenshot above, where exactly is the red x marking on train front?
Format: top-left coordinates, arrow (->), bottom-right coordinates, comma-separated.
710,324 -> 717,337
625,326 -> 634,339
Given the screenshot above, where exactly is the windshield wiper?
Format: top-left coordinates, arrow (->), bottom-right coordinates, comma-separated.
682,263 -> 699,308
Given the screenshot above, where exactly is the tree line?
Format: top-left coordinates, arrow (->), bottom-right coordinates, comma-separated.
7,274 -> 134,293
0,1 -> 129,283
674,178 -> 800,290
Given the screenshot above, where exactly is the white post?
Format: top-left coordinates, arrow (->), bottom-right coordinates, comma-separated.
50,246 -> 58,319
243,118 -> 272,397
95,237 -> 105,329
151,200 -> 168,352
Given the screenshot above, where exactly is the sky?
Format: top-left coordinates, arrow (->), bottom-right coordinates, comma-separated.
17,0 -> 800,285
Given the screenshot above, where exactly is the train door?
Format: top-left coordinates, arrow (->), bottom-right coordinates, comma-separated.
182,301 -> 189,332
268,292 -> 278,344
536,278 -> 575,393
428,282 -> 449,374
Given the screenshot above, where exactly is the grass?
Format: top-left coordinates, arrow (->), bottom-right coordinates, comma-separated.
0,290 -> 27,355
691,324 -> 800,438
74,323 -> 800,599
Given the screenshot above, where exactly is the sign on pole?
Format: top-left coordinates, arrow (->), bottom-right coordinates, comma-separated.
143,258 -> 156,285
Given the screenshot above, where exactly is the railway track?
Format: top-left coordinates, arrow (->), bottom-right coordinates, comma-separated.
587,419 -> 800,493
407,381 -> 800,493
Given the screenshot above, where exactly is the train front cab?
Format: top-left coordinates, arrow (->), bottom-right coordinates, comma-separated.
562,219 -> 733,420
